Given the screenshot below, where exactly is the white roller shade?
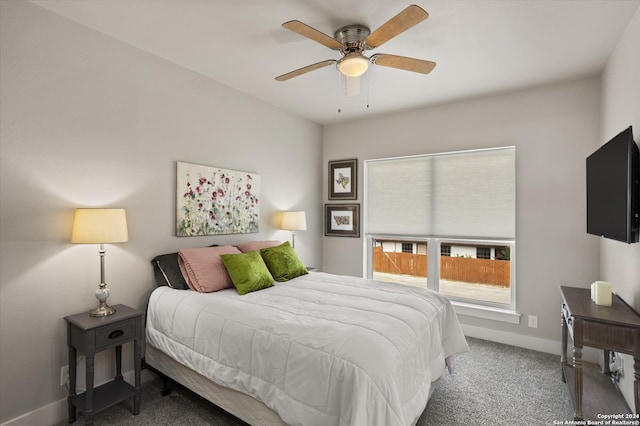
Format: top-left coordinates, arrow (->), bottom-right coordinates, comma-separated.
367,156 -> 433,235
366,147 -> 515,239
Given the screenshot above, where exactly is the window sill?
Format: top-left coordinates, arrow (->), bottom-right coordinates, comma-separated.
451,301 -> 521,324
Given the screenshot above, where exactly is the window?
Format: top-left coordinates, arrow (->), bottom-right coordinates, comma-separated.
401,243 -> 413,253
366,147 -> 515,309
476,247 -> 491,259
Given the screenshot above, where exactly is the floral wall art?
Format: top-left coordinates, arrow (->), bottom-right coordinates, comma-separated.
176,161 -> 260,236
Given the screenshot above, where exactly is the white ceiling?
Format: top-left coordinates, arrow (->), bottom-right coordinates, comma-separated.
31,0 -> 640,125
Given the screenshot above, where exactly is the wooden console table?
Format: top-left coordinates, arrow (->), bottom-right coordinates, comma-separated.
560,285 -> 640,420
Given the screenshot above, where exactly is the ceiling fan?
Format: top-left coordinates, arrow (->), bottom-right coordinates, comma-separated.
275,4 -> 436,84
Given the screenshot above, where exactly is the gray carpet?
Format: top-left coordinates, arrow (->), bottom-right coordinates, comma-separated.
58,337 -> 574,425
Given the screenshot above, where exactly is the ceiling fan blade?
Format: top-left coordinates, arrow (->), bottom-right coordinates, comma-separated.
282,20 -> 343,50
371,54 -> 436,74
275,60 -> 337,81
365,5 -> 429,49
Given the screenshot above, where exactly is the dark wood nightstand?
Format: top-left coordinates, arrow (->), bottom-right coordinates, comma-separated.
64,304 -> 143,425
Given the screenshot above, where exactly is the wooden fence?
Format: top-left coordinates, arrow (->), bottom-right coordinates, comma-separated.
373,249 -> 510,287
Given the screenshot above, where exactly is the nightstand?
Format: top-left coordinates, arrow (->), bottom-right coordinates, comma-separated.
64,304 -> 143,425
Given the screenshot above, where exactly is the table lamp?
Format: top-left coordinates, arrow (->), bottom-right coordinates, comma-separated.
280,211 -> 306,249
71,208 -> 128,316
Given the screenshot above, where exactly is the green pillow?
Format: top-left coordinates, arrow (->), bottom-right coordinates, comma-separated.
220,251 -> 274,295
260,241 -> 309,282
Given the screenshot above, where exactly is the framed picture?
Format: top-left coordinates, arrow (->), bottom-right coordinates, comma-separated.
328,159 -> 357,200
176,161 -> 260,236
325,204 -> 360,237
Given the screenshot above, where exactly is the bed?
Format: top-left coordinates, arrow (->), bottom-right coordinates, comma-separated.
145,242 -> 468,426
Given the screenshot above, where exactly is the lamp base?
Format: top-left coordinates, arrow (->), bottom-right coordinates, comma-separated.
90,302 -> 116,317
90,282 -> 115,316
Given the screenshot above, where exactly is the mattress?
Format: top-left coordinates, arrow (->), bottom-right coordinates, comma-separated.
146,272 -> 468,426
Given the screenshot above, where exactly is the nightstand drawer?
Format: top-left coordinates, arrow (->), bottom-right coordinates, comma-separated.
95,320 -> 135,350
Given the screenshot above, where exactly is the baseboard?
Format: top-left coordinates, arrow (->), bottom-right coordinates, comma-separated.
0,398 -> 67,426
461,323 -> 602,364
0,370 -> 154,426
461,323 -> 560,354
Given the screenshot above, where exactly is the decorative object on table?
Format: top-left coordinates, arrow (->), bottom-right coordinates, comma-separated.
280,211 -> 307,248
71,208 -> 129,317
328,159 -> 357,200
591,281 -> 613,306
176,161 -> 260,236
325,204 -> 360,237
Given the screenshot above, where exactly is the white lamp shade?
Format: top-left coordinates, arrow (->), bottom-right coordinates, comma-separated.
337,55 -> 369,77
71,208 -> 129,244
280,211 -> 307,231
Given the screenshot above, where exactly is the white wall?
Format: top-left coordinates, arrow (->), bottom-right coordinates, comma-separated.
0,2 -> 322,423
323,77 -> 602,344
600,6 -> 640,411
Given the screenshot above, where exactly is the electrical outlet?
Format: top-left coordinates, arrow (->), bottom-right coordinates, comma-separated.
527,315 -> 538,328
60,365 -> 69,387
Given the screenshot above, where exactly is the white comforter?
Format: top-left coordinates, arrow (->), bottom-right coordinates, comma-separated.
146,272 -> 468,426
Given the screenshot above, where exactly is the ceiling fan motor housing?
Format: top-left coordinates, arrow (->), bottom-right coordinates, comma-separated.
334,25 -> 371,53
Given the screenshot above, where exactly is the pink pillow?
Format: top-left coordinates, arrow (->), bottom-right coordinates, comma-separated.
236,240 -> 281,253
178,246 -> 241,292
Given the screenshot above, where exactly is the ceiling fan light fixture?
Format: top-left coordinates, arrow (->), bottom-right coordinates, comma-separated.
337,54 -> 369,77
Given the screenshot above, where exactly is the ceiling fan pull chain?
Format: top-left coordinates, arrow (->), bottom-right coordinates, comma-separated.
337,71 -> 342,113
366,68 -> 371,109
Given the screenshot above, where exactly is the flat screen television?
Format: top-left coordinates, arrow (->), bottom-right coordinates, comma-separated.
586,126 -> 639,243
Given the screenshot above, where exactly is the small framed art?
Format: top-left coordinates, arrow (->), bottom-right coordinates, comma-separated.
325,204 -> 360,237
328,159 -> 357,200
